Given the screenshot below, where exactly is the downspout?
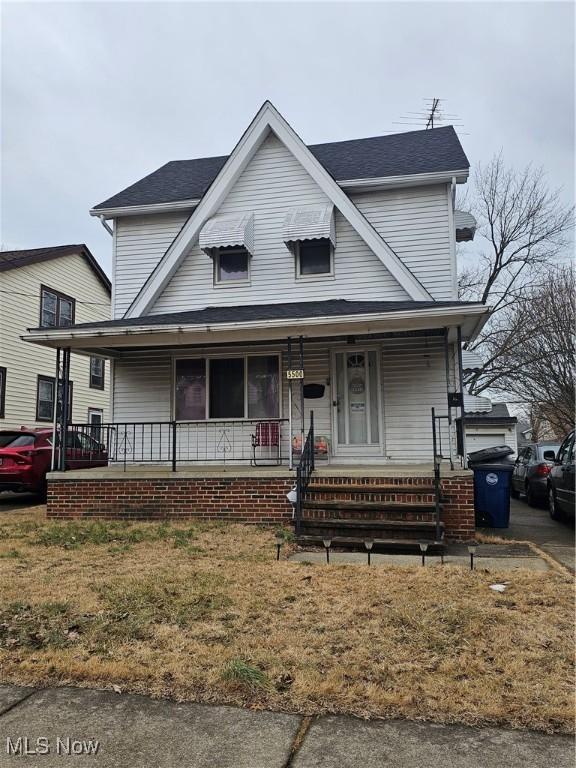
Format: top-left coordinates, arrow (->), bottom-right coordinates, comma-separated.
98,215 -> 113,236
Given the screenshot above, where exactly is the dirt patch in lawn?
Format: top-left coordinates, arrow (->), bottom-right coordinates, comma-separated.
0,510 -> 573,733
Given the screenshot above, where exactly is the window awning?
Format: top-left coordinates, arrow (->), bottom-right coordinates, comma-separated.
455,210 -> 477,242
199,212 -> 255,255
283,204 -> 336,247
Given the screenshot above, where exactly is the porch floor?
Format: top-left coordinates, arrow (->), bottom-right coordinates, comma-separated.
48,463 -> 472,481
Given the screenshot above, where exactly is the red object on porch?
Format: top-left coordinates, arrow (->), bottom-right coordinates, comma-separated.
253,421 -> 280,447
251,421 -> 281,465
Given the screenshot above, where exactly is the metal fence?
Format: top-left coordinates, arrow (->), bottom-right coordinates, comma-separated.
66,419 -> 289,470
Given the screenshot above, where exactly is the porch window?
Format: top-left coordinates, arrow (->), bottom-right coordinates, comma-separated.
36,375 -> 73,423
40,286 -> 75,327
175,355 -> 280,421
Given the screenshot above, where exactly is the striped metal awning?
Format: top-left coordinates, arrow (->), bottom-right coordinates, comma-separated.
455,210 -> 477,242
199,212 -> 255,255
283,204 -> 336,247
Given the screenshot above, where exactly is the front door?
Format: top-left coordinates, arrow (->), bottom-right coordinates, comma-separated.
332,349 -> 382,457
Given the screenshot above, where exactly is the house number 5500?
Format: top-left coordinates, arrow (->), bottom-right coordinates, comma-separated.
286,369 -> 304,380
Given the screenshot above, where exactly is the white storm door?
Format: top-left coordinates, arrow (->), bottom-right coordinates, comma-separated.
333,349 -> 382,456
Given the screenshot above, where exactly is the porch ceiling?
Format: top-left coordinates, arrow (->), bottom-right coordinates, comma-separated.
22,299 -> 489,358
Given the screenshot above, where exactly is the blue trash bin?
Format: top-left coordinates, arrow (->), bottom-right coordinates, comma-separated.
471,461 -> 515,528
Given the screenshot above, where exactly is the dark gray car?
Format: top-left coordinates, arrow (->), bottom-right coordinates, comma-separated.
548,431 -> 575,521
511,442 -> 560,506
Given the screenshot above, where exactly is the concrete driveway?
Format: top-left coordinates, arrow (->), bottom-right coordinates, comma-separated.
481,496 -> 574,571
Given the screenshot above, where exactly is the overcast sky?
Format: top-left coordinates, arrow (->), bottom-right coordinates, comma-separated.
1,1 -> 574,275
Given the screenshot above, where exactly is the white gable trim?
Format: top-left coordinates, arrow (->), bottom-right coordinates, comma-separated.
125,102 -> 431,318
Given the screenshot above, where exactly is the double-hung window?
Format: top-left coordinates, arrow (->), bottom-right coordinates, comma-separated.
89,357 -> 105,389
175,355 -> 280,421
36,375 -> 73,422
40,286 -> 75,327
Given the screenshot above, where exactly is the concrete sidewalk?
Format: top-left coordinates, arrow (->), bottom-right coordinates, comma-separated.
0,686 -> 572,768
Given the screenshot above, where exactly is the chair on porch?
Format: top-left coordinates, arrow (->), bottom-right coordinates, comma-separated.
251,421 -> 281,466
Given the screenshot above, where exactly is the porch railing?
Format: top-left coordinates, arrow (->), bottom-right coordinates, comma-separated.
64,419 -> 288,470
294,411 -> 315,537
431,408 -> 447,543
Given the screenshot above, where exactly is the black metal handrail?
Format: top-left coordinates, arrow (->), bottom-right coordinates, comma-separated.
63,419 -> 288,470
431,407 -> 446,543
295,411 -> 315,537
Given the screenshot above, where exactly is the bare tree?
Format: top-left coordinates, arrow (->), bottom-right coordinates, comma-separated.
459,154 -> 573,395
482,264 -> 575,437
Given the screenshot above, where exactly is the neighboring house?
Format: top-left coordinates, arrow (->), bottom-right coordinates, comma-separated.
460,397 -> 518,456
24,102 -> 489,543
459,351 -> 518,455
0,245 -> 111,430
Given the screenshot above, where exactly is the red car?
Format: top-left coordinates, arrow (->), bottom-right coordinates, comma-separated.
0,428 -> 108,498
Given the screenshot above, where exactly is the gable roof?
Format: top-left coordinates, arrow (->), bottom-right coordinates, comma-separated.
124,101 -> 432,318
0,244 -> 111,293
93,125 -> 469,212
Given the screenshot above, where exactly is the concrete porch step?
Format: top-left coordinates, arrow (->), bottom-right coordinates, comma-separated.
307,483 -> 435,494
301,518 -> 442,531
303,499 -> 440,513
295,535 -> 445,553
299,518 -> 443,541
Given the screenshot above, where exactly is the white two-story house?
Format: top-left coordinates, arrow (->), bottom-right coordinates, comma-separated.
25,103 -> 487,544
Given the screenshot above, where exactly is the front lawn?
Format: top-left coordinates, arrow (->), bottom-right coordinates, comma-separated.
0,509 -> 573,733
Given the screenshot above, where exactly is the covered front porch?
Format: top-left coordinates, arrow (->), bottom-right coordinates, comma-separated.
24,299 -> 487,541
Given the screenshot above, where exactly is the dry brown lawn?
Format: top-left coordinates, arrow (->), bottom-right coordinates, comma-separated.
0,508 -> 573,734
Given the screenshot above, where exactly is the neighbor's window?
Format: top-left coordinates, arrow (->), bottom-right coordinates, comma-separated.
40,286 -> 75,327
89,357 -> 105,389
175,355 -> 279,421
296,239 -> 332,277
0,366 -> 5,418
214,247 -> 250,285
36,375 -> 73,422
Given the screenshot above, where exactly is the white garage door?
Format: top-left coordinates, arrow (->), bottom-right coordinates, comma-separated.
466,433 -> 507,453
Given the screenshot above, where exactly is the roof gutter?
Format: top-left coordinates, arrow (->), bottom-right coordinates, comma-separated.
23,304 -> 489,345
90,170 -> 470,219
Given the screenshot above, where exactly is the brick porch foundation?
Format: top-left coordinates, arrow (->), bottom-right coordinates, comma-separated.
46,472 -> 475,542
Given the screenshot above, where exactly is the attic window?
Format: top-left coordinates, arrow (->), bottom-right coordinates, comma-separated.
214,247 -> 250,285
296,239 -> 333,277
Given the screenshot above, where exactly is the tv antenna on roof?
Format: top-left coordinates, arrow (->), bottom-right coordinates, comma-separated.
389,98 -> 466,133
425,97 -> 441,129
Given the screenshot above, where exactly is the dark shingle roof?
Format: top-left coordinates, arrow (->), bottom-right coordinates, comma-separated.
29,298 -> 479,332
0,245 -> 111,293
463,402 -> 517,424
93,126 -> 469,211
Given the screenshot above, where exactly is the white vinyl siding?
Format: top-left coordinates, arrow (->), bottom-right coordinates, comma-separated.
113,212 -> 188,318
0,253 -> 110,429
111,137 -> 458,319
351,185 -> 455,300
149,134 -> 410,313
112,335 -> 454,465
